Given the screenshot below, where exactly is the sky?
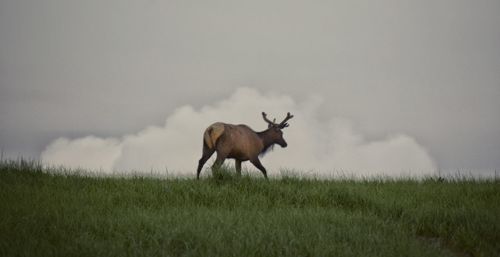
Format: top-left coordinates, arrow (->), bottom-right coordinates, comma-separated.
1,0 -> 499,177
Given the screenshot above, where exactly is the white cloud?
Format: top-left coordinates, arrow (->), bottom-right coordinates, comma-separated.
41,136 -> 121,173
41,87 -> 437,177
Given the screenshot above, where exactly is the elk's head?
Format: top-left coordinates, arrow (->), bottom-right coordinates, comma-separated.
262,112 -> 294,148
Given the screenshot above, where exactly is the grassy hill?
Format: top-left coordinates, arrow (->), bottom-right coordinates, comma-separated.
0,160 -> 499,257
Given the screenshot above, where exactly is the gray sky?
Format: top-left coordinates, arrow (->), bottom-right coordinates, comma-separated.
1,0 -> 499,172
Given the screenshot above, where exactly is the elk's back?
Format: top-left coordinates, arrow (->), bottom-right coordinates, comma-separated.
224,124 -> 263,160
203,123 -> 263,160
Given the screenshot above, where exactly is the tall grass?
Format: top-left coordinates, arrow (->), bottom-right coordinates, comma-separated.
0,160 -> 498,257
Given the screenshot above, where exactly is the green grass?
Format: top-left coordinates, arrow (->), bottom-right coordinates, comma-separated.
0,160 -> 499,257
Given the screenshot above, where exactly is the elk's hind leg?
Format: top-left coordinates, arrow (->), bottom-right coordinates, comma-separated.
211,150 -> 228,172
250,158 -> 268,179
197,144 -> 215,179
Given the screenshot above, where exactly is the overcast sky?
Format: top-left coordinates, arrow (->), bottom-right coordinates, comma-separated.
1,0 -> 499,174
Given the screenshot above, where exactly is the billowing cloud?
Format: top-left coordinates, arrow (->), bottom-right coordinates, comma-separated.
41,136 -> 121,172
41,87 -> 436,177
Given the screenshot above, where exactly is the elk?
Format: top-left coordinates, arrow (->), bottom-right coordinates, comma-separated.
196,112 -> 294,179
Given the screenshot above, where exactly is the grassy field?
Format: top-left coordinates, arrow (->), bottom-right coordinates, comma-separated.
0,160 -> 499,257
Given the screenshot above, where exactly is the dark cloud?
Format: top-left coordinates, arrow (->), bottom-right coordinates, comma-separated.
1,0 -> 499,171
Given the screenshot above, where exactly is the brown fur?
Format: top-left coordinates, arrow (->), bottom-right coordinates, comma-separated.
204,122 -> 225,149
196,112 -> 293,179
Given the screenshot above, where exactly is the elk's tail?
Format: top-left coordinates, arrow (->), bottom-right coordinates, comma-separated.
203,123 -> 225,149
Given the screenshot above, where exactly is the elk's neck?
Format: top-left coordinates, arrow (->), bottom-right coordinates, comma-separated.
257,130 -> 275,153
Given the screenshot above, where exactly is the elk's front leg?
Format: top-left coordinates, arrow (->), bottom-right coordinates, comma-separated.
250,158 -> 268,179
235,160 -> 242,176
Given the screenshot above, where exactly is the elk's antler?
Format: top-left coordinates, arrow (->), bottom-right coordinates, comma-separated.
262,112 -> 275,127
278,112 -> 294,129
262,112 -> 294,129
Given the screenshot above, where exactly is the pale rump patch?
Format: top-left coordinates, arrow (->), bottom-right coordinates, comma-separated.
204,122 -> 225,149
